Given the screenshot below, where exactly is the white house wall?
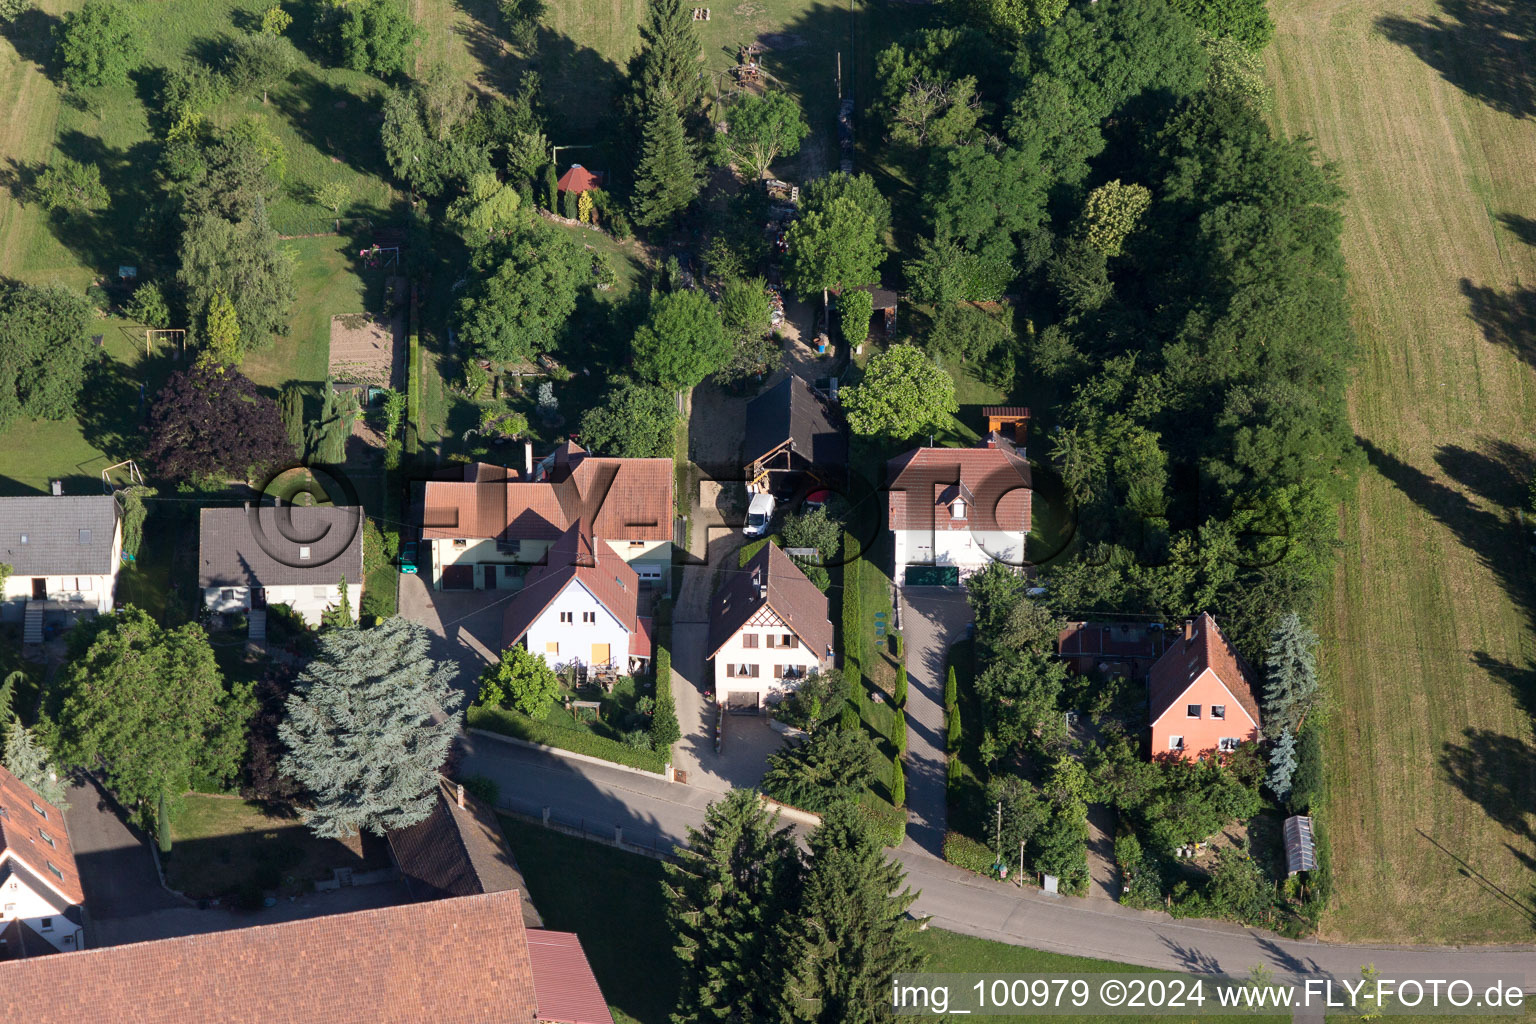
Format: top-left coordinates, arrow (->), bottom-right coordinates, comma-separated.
433,537 -> 671,589
0,520 -> 123,622
523,580 -> 631,671
0,860 -> 83,954
892,528 -> 1024,576
202,582 -> 364,628
712,609 -> 824,706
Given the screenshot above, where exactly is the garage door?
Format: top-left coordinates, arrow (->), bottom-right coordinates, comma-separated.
725,691 -> 761,715
905,565 -> 959,587
441,564 -> 474,590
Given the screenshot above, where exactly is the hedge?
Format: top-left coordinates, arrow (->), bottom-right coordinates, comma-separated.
943,831 -> 996,874
651,644 -> 679,750
856,795 -> 906,848
467,705 -> 667,774
405,284 -> 421,457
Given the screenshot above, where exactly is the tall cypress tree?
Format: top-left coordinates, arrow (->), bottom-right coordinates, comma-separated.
631,95 -> 700,229
664,789 -> 800,1023
1262,610 -> 1318,735
279,617 -> 461,838
627,0 -> 704,118
783,802 -> 923,1023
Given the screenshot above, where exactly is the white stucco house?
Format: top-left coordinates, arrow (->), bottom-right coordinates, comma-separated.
421,441 -> 673,594
0,494 -> 123,642
198,505 -> 365,628
887,438 -> 1032,586
0,764 -> 85,959
707,542 -> 833,711
501,525 -> 652,677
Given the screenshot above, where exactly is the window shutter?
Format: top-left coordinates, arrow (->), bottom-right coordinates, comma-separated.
773,665 -> 783,679
726,664 -> 736,678
749,664 -> 760,678
766,635 -> 776,648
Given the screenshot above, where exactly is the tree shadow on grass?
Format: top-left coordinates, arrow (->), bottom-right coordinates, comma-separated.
1497,212 -> 1536,248
1376,0 -> 1536,120
1461,277 -> 1536,370
270,70 -> 389,183
1,7 -> 62,77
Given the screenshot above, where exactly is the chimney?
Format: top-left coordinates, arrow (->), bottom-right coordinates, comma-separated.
49,480 -> 62,496
524,441 -> 535,477
1183,619 -> 1194,642
456,783 -> 465,809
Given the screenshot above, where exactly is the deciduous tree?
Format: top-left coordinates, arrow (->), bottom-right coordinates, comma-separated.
279,618 -> 462,837
631,289 -> 728,390
839,344 -> 956,439
716,276 -> 777,386
719,90 -> 809,181
577,379 -> 678,458
143,362 -> 296,481
838,289 -> 873,347
227,31 -> 297,104
328,0 -> 421,78
455,222 -> 588,362
446,172 -> 523,244
0,283 -> 93,435
32,157 -> 108,212
784,196 -> 883,305
52,608 -> 254,830
475,644 -> 560,719
1082,179 -> 1152,257
56,0 -> 142,89
178,203 -> 295,348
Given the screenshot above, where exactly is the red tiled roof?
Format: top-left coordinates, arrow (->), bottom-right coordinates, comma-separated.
707,542 -> 833,660
629,616 -> 654,660
1148,613 -> 1262,729
423,449 -> 671,545
527,930 -> 615,1024
886,446 -> 1032,533
0,891 -> 542,1024
0,765 -> 83,906
503,526 -> 641,648
556,166 -> 603,193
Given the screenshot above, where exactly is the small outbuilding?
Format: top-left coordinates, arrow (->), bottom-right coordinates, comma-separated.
556,165 -> 604,194
1283,815 -> 1317,875
743,375 -> 846,495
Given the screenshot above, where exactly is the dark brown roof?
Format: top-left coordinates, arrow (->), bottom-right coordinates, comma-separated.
886,446 -> 1031,533
0,890 -> 542,1024
707,542 -> 833,659
423,445 -> 671,545
198,505 -> 365,589
1148,613 -> 1262,729
527,931 -> 615,1024
1057,622 -> 1167,662
503,526 -> 640,648
388,778 -> 542,927
0,765 -> 83,906
743,376 -> 847,469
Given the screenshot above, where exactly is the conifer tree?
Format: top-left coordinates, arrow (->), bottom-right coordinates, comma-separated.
279,617 -> 462,837
321,576 -> 355,630
1262,610 -> 1318,735
664,788 -> 800,1023
783,802 -> 923,1022
631,96 -> 700,229
627,0 -> 703,118
3,716 -> 70,809
1266,727 -> 1298,802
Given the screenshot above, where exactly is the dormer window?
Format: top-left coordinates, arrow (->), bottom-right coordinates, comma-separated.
18,534 -> 27,545
299,546 -> 312,560
30,801 -> 46,820
950,499 -> 966,520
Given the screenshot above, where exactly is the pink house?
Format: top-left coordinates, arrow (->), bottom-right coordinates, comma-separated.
1147,613 -> 1262,760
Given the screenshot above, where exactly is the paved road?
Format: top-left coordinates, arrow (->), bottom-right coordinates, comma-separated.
899,588 -> 973,858
457,730 -> 1536,984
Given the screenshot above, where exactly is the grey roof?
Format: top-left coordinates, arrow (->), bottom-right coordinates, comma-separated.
0,496 -> 119,575
198,505 -> 365,589
743,376 -> 847,469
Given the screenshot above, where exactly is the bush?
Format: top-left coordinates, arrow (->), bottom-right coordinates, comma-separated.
476,645 -> 560,719
467,705 -> 667,773
893,662 -> 907,707
1289,720 -> 1324,813
855,795 -> 907,847
623,728 -> 653,751
126,281 -> 171,328
650,646 -> 681,750
943,831 -> 996,874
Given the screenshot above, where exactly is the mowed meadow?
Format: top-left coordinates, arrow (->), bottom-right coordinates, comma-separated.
1268,0 -> 1536,941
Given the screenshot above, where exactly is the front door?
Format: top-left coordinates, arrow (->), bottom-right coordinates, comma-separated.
483,564 -> 496,589
590,643 -> 611,667
30,578 -> 45,600
251,587 -> 266,609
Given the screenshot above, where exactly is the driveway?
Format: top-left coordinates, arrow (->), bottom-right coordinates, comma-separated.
899,587 -> 975,857
398,572 -> 506,699
64,777 -> 184,926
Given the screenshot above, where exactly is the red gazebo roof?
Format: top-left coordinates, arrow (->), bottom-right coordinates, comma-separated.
556,165 -> 603,193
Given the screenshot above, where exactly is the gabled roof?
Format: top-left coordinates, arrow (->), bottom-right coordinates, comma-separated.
422,444 -> 671,544
0,765 -> 83,906
743,376 -> 847,469
0,891 -> 543,1024
528,931 -> 615,1024
0,496 -> 119,576
707,542 -> 833,659
1147,613 -> 1262,729
388,778 -> 542,927
886,446 -> 1032,533
503,525 -> 640,647
198,506 -> 365,589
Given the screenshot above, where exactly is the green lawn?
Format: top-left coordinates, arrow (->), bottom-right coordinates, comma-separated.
167,793 -> 387,903
1268,0 -> 1536,942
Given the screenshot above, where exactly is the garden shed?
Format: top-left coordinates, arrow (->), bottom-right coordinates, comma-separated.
1283,814 -> 1317,875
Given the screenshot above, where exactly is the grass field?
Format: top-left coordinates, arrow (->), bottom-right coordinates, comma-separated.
1268,0 -> 1536,941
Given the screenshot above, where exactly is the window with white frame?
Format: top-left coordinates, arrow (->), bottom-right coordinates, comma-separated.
1169,735 -> 1184,751
1218,737 -> 1239,753
560,612 -> 573,623
1186,704 -> 1201,719
1211,705 -> 1226,720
